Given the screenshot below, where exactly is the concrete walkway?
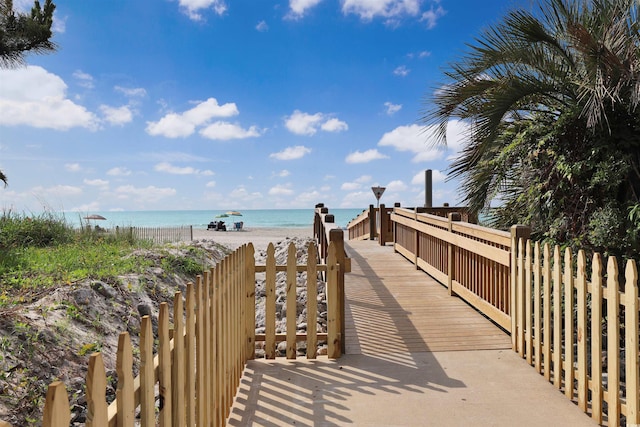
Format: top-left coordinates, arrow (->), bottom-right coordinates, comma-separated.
228,241 -> 596,426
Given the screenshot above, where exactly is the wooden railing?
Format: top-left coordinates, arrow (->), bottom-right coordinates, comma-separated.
346,204 -> 393,244
391,207 -> 526,331
512,240 -> 640,426
112,226 -> 193,243
29,239 -> 345,427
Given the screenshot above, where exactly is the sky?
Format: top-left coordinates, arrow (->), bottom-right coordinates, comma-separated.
0,0 -> 528,213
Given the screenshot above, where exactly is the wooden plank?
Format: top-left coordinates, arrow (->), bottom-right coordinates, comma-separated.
553,246 -> 562,389
265,243 -> 276,359
525,241 -> 532,364
542,244 -> 551,382
113,332 -> 134,426
185,282 -> 196,427
625,259 -> 639,424
158,303 -> 172,427
533,243 -> 542,373
42,382 -> 70,427
286,243 -> 297,359
140,316 -> 155,427
607,257 -> 620,427
202,272 -> 211,427
327,243 -> 340,358
172,292 -> 185,427
86,353 -> 108,427
591,253 -> 603,424
255,265 -> 328,273
575,251 -> 587,411
246,243 -> 256,360
307,243 -> 318,359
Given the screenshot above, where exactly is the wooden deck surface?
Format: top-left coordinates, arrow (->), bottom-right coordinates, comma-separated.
344,240 -> 512,354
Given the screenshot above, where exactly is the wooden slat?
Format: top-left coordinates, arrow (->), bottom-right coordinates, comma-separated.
327,243 -> 340,358
625,260 -> 639,424
265,243 -> 276,359
140,316 -> 155,427
575,251 -> 587,411
246,243 -> 256,360
115,332 -> 134,426
158,303 -> 172,427
307,243 -> 318,359
591,253 -> 603,424
172,292 -> 185,427
564,249 -> 574,399
607,257 -> 620,427
42,382 -> 70,427
185,282 -> 196,427
553,246 -> 562,389
86,353 -> 108,427
286,243 -> 297,359
533,243 -> 542,373
542,244 -> 551,382
525,241 -> 532,364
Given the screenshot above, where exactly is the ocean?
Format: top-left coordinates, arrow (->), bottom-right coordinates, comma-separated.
60,208 -> 365,230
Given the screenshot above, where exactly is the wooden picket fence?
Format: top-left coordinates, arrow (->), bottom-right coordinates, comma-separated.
113,226 -> 193,243
32,240 -> 344,427
513,239 -> 640,426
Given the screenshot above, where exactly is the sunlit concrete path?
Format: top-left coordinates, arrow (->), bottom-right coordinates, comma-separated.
228,240 -> 596,426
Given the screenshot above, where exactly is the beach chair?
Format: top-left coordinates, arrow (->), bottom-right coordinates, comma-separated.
234,221 -> 243,231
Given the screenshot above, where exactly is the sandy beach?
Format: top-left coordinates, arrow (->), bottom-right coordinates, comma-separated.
192,226 -> 314,252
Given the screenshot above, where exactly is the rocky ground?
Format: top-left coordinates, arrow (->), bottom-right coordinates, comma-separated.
0,236 -> 321,426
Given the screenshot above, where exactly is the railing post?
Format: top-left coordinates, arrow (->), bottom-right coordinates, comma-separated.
329,228 -> 346,354
368,204 -> 376,240
510,225 -> 531,351
447,213 -> 461,296
379,204 -> 387,246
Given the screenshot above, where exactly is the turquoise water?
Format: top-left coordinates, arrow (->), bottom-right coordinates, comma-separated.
59,208 -> 365,230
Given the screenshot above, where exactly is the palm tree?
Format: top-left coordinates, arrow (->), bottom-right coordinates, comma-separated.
422,0 -> 640,253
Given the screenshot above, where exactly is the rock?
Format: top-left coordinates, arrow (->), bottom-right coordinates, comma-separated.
90,281 -> 118,299
137,304 -> 152,317
73,288 -> 94,306
277,341 -> 287,356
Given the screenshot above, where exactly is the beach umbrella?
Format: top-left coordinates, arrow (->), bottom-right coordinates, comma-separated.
84,214 -> 106,220
226,211 -> 242,216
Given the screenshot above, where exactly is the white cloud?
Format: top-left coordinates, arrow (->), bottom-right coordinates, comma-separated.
288,0 -> 323,18
146,98 -> 239,138
341,182 -> 361,191
419,50 -> 431,58
393,65 -> 410,77
206,181 -> 216,188
65,163 -> 82,172
73,70 -> 94,89
32,184 -> 83,197
179,0 -> 227,21
107,167 -> 132,176
100,105 -> 133,126
411,169 -> 446,185
321,118 -> 348,132
342,0 -> 421,20
378,124 -> 444,162
274,170 -> 291,178
115,86 -> 147,98
0,66 -> 99,130
84,178 -> 109,187
154,162 -> 214,175
384,101 -> 402,115
356,175 -> 372,183
199,121 -> 261,140
421,5 -> 446,29
386,180 -> 407,191
270,145 -> 312,160
345,149 -> 389,164
285,110 -> 348,135
256,20 -> 269,31
269,184 -> 294,196
114,185 -> 176,203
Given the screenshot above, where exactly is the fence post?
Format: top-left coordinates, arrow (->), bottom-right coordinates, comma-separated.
330,228 -> 346,354
368,204 -> 376,240
447,213 -> 461,296
379,204 -> 387,246
510,225 -> 530,351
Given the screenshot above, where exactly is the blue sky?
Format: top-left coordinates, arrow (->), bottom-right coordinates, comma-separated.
0,0 -> 525,213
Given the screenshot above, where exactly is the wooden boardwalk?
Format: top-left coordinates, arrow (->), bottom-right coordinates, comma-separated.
344,240 -> 511,355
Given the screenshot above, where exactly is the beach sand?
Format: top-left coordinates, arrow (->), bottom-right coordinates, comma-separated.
191,226 -> 314,252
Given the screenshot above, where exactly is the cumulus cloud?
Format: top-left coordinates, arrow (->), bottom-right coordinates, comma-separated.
84,178 -> 109,187
285,110 -> 348,136
274,170 -> 291,178
384,102 -> 402,115
341,174 -> 372,190
342,0 -> 421,20
268,184 -> 294,196
378,124 -> 444,162
206,181 -> 216,188
345,149 -> 389,164
100,105 -> 133,126
287,0 -> 323,18
154,162 -> 214,176
146,98 -> 239,138
107,167 -> 132,176
0,66 -> 99,130
270,146 -> 312,160
199,121 -> 261,140
386,180 -> 407,191
179,0 -> 227,21
411,169 -> 446,185
393,65 -> 410,77
421,4 -> 446,29
32,184 -> 83,197
256,20 -> 268,31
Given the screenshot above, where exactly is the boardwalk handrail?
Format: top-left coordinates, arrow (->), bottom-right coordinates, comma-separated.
391,207 -> 522,331
31,240 -> 344,427
513,239 -> 640,426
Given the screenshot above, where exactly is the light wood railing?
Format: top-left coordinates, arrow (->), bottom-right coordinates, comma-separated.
29,240 -> 344,427
513,239 -> 640,426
